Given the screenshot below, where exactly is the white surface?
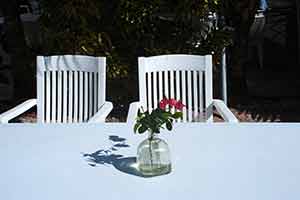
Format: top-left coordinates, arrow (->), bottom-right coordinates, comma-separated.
0,123 -> 299,200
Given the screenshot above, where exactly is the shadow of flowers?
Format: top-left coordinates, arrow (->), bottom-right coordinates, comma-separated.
82,135 -> 145,177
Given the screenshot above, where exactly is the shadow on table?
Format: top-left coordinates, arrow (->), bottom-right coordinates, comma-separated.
113,157 -> 145,177
82,135 -> 145,177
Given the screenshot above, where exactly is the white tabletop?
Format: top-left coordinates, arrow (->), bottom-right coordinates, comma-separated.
0,123 -> 300,200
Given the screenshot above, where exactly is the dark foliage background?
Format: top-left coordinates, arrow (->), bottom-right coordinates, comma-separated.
37,0 -> 233,113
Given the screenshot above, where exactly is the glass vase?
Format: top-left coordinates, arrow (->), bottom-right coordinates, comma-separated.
137,133 -> 171,177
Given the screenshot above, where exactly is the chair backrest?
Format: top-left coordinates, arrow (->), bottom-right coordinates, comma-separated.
36,55 -> 106,123
138,54 -> 213,122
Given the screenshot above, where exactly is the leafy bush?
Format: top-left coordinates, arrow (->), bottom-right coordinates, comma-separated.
39,0 -> 232,110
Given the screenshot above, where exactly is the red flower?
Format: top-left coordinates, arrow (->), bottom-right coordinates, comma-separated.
168,98 -> 178,107
159,97 -> 185,110
159,98 -> 168,110
175,100 -> 185,110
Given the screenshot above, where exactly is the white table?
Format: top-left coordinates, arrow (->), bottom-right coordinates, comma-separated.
0,123 -> 300,200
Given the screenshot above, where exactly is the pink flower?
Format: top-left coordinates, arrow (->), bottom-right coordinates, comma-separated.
175,100 -> 185,110
159,98 -> 168,110
159,98 -> 185,110
168,98 -> 178,107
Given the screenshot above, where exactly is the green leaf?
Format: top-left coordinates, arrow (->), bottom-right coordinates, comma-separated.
138,125 -> 147,134
162,112 -> 172,119
137,109 -> 142,117
134,123 -> 140,133
166,121 -> 172,131
173,112 -> 183,119
153,128 -> 160,133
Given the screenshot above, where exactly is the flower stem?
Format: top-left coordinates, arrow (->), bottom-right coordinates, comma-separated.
148,131 -> 154,168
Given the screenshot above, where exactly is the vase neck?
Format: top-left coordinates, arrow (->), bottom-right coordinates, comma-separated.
148,131 -> 156,140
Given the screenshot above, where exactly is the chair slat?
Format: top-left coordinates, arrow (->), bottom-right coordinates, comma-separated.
170,71 -> 174,99
147,72 -> 152,112
175,70 -> 181,122
79,72 -> 84,122
89,72 -> 93,117
73,71 -> 78,123
57,71 -> 62,123
170,71 -> 175,113
158,71 -> 163,101
187,71 -> 192,122
199,71 -> 203,119
51,71 -> 57,123
68,71 -> 73,123
175,71 -> 180,100
153,72 -> 157,109
182,71 -> 187,122
62,71 -> 68,123
45,71 -> 51,123
84,72 -> 89,122
94,73 -> 98,113
193,71 -> 198,121
164,71 -> 169,99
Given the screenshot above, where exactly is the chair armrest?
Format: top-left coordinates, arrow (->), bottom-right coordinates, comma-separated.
88,101 -> 113,123
212,99 -> 239,123
0,99 -> 37,123
126,101 -> 142,123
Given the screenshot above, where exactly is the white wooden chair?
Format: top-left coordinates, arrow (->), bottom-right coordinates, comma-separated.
0,55 -> 113,123
127,54 -> 238,123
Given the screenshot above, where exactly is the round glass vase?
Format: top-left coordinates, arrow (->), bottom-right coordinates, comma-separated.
137,132 -> 171,177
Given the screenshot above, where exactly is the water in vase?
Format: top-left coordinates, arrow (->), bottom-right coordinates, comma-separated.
137,136 -> 171,177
